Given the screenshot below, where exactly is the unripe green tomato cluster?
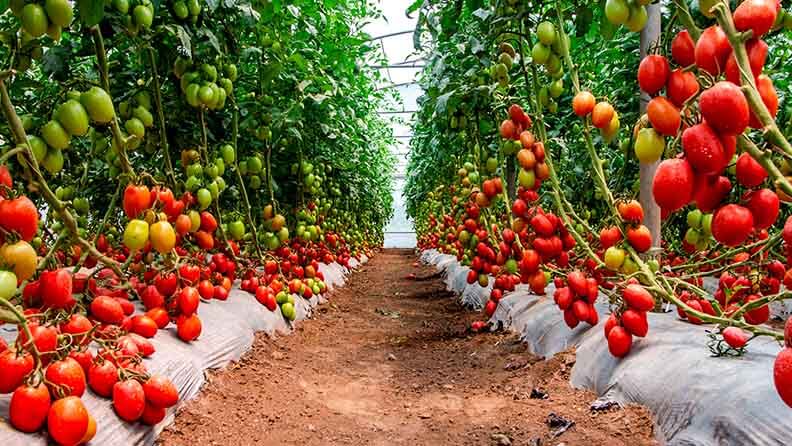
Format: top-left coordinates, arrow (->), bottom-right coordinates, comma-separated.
685,209 -> 714,251
170,0 -> 202,23
12,0 -> 72,40
109,0 -> 155,35
490,42 -> 515,88
182,146 -> 228,210
604,0 -> 649,32
175,57 -> 236,111
20,87 -> 113,176
238,151 -> 265,190
119,90 -> 154,150
294,207 -> 321,243
531,21 -> 568,114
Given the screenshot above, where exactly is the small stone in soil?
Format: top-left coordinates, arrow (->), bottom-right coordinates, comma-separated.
530,388 -> 549,399
590,397 -> 622,411
491,433 -> 512,445
546,413 -> 575,437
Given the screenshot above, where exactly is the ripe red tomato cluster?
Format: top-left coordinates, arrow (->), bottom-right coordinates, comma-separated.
604,282 -> 655,358
553,270 -> 599,329
649,4 -> 782,248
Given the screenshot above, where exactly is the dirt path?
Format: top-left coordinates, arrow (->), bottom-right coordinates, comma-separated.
159,249 -> 657,446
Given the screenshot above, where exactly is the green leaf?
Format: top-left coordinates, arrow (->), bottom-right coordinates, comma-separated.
77,0 -> 105,26
261,62 -> 282,84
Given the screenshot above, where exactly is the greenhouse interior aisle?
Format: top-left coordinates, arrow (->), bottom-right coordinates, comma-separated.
158,250 -> 656,446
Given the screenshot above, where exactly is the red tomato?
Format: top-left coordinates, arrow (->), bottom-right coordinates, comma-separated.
113,379 -> 146,422
143,375 -> 178,408
131,315 -> 158,338
0,196 -> 38,241
10,382 -> 50,432
88,361 -> 118,398
123,184 -> 152,219
176,314 -> 202,342
177,287 -> 200,316
48,396 -> 89,446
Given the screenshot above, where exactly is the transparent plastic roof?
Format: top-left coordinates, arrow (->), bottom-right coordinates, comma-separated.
363,1 -> 419,245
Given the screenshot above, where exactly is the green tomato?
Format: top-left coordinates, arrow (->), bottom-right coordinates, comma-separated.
604,246 -> 626,271
45,0 -> 73,27
21,3 -> 48,38
536,21 -> 556,46
41,120 -> 71,150
228,220 -> 245,240
531,43 -> 550,65
207,181 -> 219,200
486,157 -> 498,174
198,85 -> 215,106
685,227 -> 700,245
518,168 -> 536,189
124,219 -> 149,251
55,99 -> 89,136
27,136 -> 48,163
42,148 -> 64,174
187,0 -> 201,15
0,271 -> 18,299
625,5 -> 648,32
81,87 -> 115,124
634,128 -> 665,163
220,144 -> 235,164
133,5 -> 153,28
113,0 -> 129,14
133,105 -> 154,128
185,83 -> 201,107
74,197 -> 90,214
214,158 -> 225,176
621,256 -> 639,275
687,209 -> 703,229
125,118 -> 146,139
185,175 -> 201,192
197,188 -> 212,210
605,0 -> 629,24
173,0 -> 189,18
205,164 -> 219,179
247,156 -> 263,174
549,79 -> 564,98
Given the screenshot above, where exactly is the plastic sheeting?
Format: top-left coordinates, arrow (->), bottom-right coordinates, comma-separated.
419,250 -> 490,309
0,260 -> 357,446
421,250 -> 792,446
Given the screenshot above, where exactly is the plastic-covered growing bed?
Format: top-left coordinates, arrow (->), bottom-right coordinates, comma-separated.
0,257 -> 367,446
420,249 -> 792,446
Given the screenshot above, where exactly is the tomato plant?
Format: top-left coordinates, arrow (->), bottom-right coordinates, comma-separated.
404,0 -> 792,412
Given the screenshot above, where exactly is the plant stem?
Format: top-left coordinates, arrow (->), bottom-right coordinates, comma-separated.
91,27 -> 135,178
145,47 -> 176,186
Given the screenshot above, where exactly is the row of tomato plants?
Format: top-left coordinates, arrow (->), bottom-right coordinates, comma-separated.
0,0 -> 392,444
408,0 -> 792,411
